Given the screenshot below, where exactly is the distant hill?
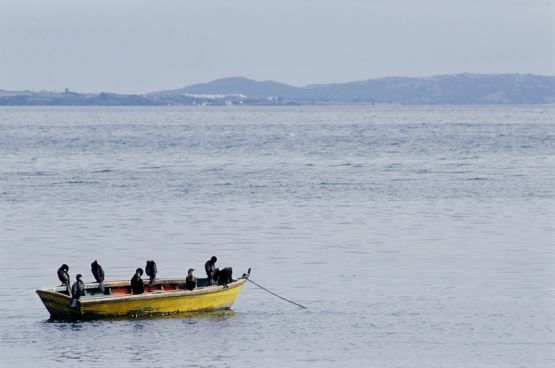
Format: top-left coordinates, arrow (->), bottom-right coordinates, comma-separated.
2,74 -> 555,105
154,74 -> 555,104
152,76 -> 306,99
306,74 -> 555,104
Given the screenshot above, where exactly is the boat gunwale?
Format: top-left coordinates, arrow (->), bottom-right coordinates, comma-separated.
36,277 -> 247,305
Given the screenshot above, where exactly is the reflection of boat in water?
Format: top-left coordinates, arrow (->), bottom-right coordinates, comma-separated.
36,274 -> 249,320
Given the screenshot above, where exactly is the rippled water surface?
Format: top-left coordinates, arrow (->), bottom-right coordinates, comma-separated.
0,106 -> 554,367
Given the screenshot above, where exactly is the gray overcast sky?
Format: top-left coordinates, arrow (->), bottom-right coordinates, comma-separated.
1,0 -> 554,93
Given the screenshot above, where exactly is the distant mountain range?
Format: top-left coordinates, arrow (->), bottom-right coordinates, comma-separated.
2,74 -> 555,106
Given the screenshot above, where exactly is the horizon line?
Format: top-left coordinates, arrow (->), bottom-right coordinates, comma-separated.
2,72 -> 554,96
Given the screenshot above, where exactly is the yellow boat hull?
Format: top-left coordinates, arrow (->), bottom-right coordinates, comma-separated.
37,277 -> 246,320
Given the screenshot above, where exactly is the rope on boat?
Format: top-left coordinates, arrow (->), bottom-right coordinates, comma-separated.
246,278 -> 307,309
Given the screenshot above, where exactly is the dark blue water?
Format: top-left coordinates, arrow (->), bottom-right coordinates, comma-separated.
0,105 -> 554,367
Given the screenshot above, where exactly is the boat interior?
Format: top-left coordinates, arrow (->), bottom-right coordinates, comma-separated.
54,278 -> 228,297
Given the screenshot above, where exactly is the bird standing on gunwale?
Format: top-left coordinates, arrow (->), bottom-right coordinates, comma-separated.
185,268 -> 196,290
91,260 -> 105,293
131,268 -> 145,294
69,274 -> 84,308
205,256 -> 217,286
145,260 -> 157,285
215,267 -> 233,286
57,264 -> 71,296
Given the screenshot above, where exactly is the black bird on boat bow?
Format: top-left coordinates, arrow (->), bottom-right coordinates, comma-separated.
215,267 -> 233,287
57,264 -> 71,296
69,274 -> 84,308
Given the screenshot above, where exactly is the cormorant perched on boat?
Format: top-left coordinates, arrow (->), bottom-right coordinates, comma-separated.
214,267 -> 233,286
91,260 -> 105,293
242,268 -> 251,279
57,264 -> 71,296
131,268 -> 145,294
145,260 -> 157,285
57,264 -> 70,285
184,268 -> 196,291
69,274 -> 84,308
204,256 -> 217,285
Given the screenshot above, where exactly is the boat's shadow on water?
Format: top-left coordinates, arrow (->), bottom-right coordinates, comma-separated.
44,308 -> 237,324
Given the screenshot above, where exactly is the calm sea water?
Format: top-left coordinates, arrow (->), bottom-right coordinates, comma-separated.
0,105 -> 554,367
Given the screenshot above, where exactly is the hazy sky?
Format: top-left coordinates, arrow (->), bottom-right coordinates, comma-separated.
1,0 -> 554,93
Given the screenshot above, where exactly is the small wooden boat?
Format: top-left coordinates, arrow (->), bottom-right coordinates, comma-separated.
36,272 -> 249,320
